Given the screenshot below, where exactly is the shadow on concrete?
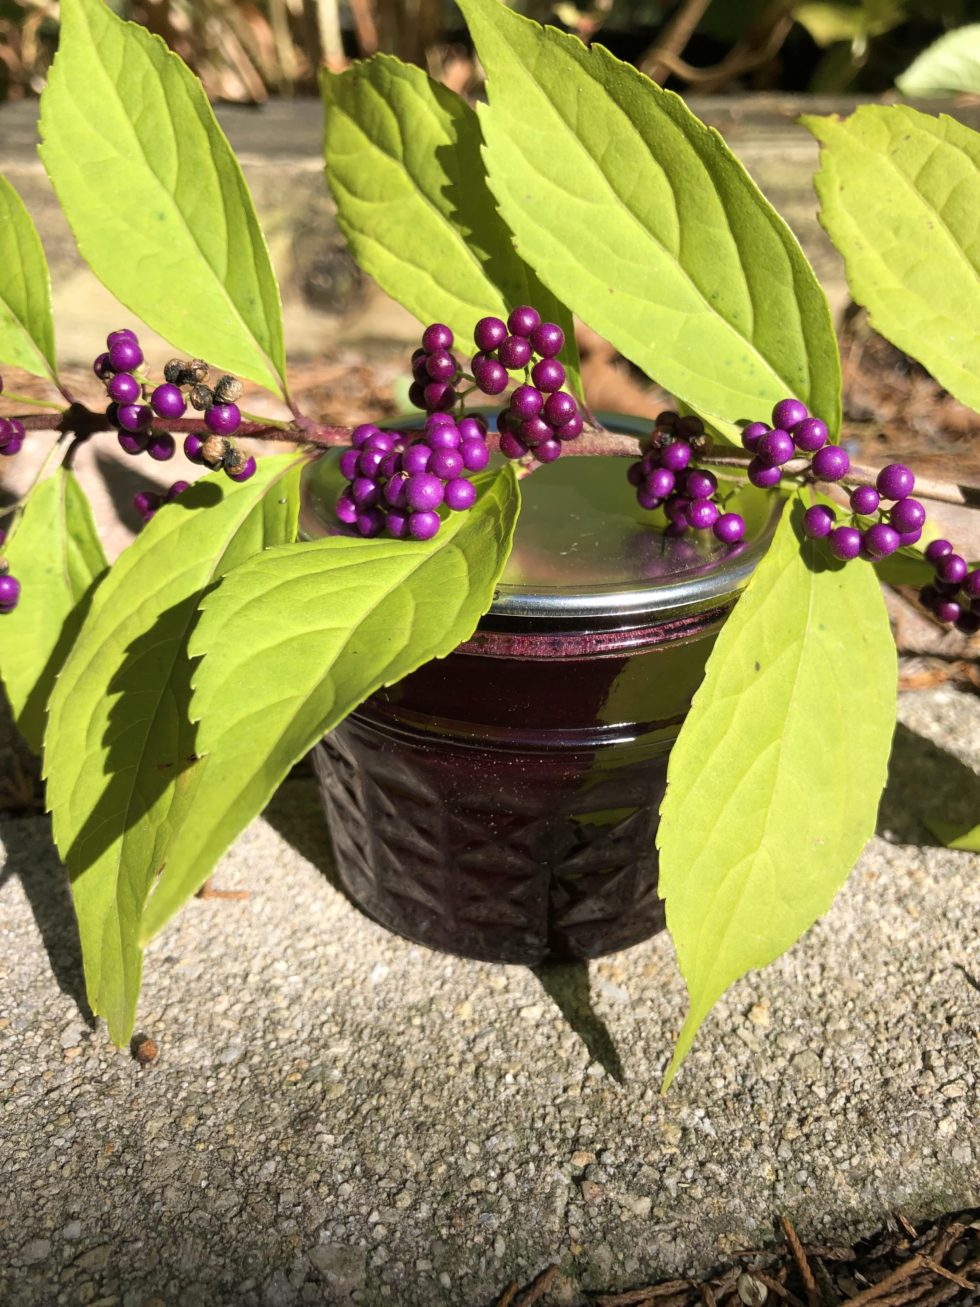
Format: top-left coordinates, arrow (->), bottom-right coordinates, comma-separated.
533,960 -> 626,1083
878,721 -> 980,848
264,772 -> 628,1078
0,818 -> 94,1027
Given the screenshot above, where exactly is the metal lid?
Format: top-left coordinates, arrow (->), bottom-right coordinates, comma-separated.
299,413 -> 778,626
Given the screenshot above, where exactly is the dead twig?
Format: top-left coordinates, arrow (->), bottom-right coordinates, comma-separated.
495,1282 -> 519,1307
780,1217 -> 819,1307
517,1264 -> 559,1306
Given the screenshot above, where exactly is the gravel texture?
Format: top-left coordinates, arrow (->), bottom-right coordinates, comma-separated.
1,687 -> 978,1307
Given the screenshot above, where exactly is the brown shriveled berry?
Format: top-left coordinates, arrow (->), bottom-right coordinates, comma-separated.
131,1034 -> 159,1066
676,414 -> 705,440
164,358 -> 189,385
188,359 -> 210,383
213,375 -> 243,404
189,384 -> 214,411
690,432 -> 710,457
201,435 -> 230,469
222,442 -> 248,475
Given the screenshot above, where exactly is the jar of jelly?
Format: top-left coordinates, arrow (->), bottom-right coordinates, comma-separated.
299,425 -> 775,966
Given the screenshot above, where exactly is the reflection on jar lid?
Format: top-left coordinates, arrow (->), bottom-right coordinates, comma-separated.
299,412 -> 780,628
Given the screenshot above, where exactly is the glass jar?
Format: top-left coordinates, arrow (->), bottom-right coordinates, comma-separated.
299,426 -> 774,966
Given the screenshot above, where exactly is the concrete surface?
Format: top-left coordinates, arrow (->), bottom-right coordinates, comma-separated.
1,686 -> 978,1306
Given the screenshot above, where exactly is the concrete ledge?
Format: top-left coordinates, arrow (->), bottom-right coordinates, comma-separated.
1,687 -> 978,1306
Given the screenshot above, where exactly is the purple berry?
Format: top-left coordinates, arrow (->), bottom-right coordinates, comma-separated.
365,431 -> 396,453
636,490 -> 662,510
421,323 -> 453,353
876,463 -> 915,500
147,432 -> 175,461
555,413 -> 583,442
627,462 -> 644,487
647,467 -> 675,499
460,439 -> 490,472
741,421 -> 769,453
518,416 -> 551,447
792,417 -> 828,453
107,328 -> 138,348
385,472 -> 409,508
351,423 -> 380,449
108,338 -> 143,372
117,403 -> 151,433
828,526 -> 862,561
924,538 -> 953,564
898,528 -> 923,547
425,350 -> 458,383
444,477 -> 476,511
889,497 -> 925,534
862,523 -> 900,560
457,416 -> 487,442
811,445 -> 850,481
402,444 -> 432,474
358,449 -> 386,479
0,433 -> 22,457
748,459 -> 782,489
107,372 -> 141,404
472,355 -> 509,396
803,504 -> 836,538
406,473 -> 444,511
535,439 -> 562,464
544,392 -> 577,427
356,507 -> 386,537
499,431 -> 528,461
386,510 -> 410,538
772,398 -> 808,430
0,417 -> 11,447
408,510 -> 441,541
688,498 -> 719,530
351,477 -> 380,508
498,335 -> 533,370
713,513 -> 746,545
660,441 -> 692,473
0,574 -> 21,611
511,385 -> 544,420
507,305 -> 541,337
340,448 -> 361,481
684,469 -> 717,500
429,448 -> 464,480
166,480 -> 191,501
427,424 -> 460,451
934,599 -> 962,624
184,433 -> 204,463
529,322 -> 564,358
665,495 -> 691,525
151,383 -> 187,419
964,569 -> 980,599
849,485 -> 880,515
93,351 -> 113,380
133,490 -> 160,518
531,359 -> 565,393
474,317 -> 507,352
205,403 -> 242,435
335,491 -> 358,525
227,456 -> 257,483
936,553 -> 968,585
757,428 -> 795,467
408,381 -> 427,410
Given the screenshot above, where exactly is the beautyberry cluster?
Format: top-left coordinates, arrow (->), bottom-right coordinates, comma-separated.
802,462 -> 925,563
178,356 -> 254,486
471,307 -> 583,463
335,414 -> 490,541
740,396 -> 848,491
628,411 -> 746,545
408,324 -> 463,414
918,541 -> 980,635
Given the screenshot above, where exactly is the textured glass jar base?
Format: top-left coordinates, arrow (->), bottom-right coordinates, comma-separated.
311,718 -> 670,966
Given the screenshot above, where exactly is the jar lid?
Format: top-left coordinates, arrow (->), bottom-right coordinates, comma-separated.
299,413 -> 778,627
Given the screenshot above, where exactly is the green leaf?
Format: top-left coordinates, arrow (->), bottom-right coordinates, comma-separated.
657,500 -> 897,1088
897,24 -> 980,98
803,105 -> 980,415
141,463 -> 520,939
456,0 -> 841,441
0,470 -> 107,754
926,819 -> 980,852
0,172 -> 57,380
43,456 -> 303,1044
321,55 -> 581,397
38,0 -> 286,397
